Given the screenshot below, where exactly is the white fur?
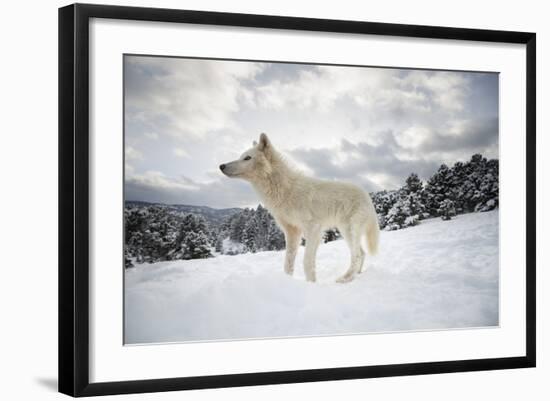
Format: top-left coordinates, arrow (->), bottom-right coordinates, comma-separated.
220,133 -> 380,283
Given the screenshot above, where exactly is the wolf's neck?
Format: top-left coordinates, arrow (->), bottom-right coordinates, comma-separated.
251,153 -> 297,210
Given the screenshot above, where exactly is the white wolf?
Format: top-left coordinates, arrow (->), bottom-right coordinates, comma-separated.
220,133 -> 379,283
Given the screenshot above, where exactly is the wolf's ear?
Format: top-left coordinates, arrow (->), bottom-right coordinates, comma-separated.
258,133 -> 271,152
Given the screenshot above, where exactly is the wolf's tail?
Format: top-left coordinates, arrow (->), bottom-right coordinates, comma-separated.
365,215 -> 380,256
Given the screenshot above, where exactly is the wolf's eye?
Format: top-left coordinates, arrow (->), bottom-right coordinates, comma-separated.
244,156 -> 252,161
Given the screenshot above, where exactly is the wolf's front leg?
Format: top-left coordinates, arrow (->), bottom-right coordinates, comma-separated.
282,224 -> 301,276
303,226 -> 322,282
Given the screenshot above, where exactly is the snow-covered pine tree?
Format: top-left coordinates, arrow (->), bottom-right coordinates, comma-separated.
370,189 -> 399,229
437,199 -> 456,221
384,198 -> 407,230
408,192 -> 426,218
266,219 -> 285,250
475,157 -> 499,212
242,218 -> 258,252
124,246 -> 134,268
423,164 -> 454,216
141,229 -> 163,262
180,213 -> 210,237
229,208 -> 251,243
404,173 -> 423,194
254,205 -> 270,251
180,231 -> 212,259
174,213 -> 213,260
482,158 -> 499,211
352,155 -> 497,231
218,205 -> 287,253
448,161 -> 466,213
384,195 -> 421,230
375,172 -> 426,230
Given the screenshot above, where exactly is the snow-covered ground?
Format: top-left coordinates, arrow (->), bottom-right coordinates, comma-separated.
125,210 -> 499,344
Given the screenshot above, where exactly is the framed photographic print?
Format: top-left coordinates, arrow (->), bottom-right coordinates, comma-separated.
58,3 -> 536,397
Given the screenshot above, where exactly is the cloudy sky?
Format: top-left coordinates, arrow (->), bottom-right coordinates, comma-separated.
124,55 -> 498,209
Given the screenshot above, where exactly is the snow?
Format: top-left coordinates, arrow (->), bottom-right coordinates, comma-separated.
125,211 -> 499,344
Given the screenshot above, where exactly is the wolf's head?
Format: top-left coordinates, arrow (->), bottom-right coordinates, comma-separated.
220,133 -> 275,181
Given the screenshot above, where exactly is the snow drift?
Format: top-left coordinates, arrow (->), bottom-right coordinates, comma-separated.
125,211 -> 499,344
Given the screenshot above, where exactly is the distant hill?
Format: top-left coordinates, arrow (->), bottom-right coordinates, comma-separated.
125,200 -> 241,227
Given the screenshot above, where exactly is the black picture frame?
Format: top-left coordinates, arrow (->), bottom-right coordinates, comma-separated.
58,3 -> 536,397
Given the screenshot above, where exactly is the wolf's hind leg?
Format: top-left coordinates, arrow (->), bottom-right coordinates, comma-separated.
303,225 -> 322,282
358,251 -> 366,274
337,223 -> 364,283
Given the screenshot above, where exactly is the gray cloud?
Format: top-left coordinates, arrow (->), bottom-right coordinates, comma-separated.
419,117 -> 498,154
291,136 -> 441,191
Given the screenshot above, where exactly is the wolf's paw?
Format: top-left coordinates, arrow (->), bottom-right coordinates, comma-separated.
336,273 -> 356,284
284,266 -> 294,276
